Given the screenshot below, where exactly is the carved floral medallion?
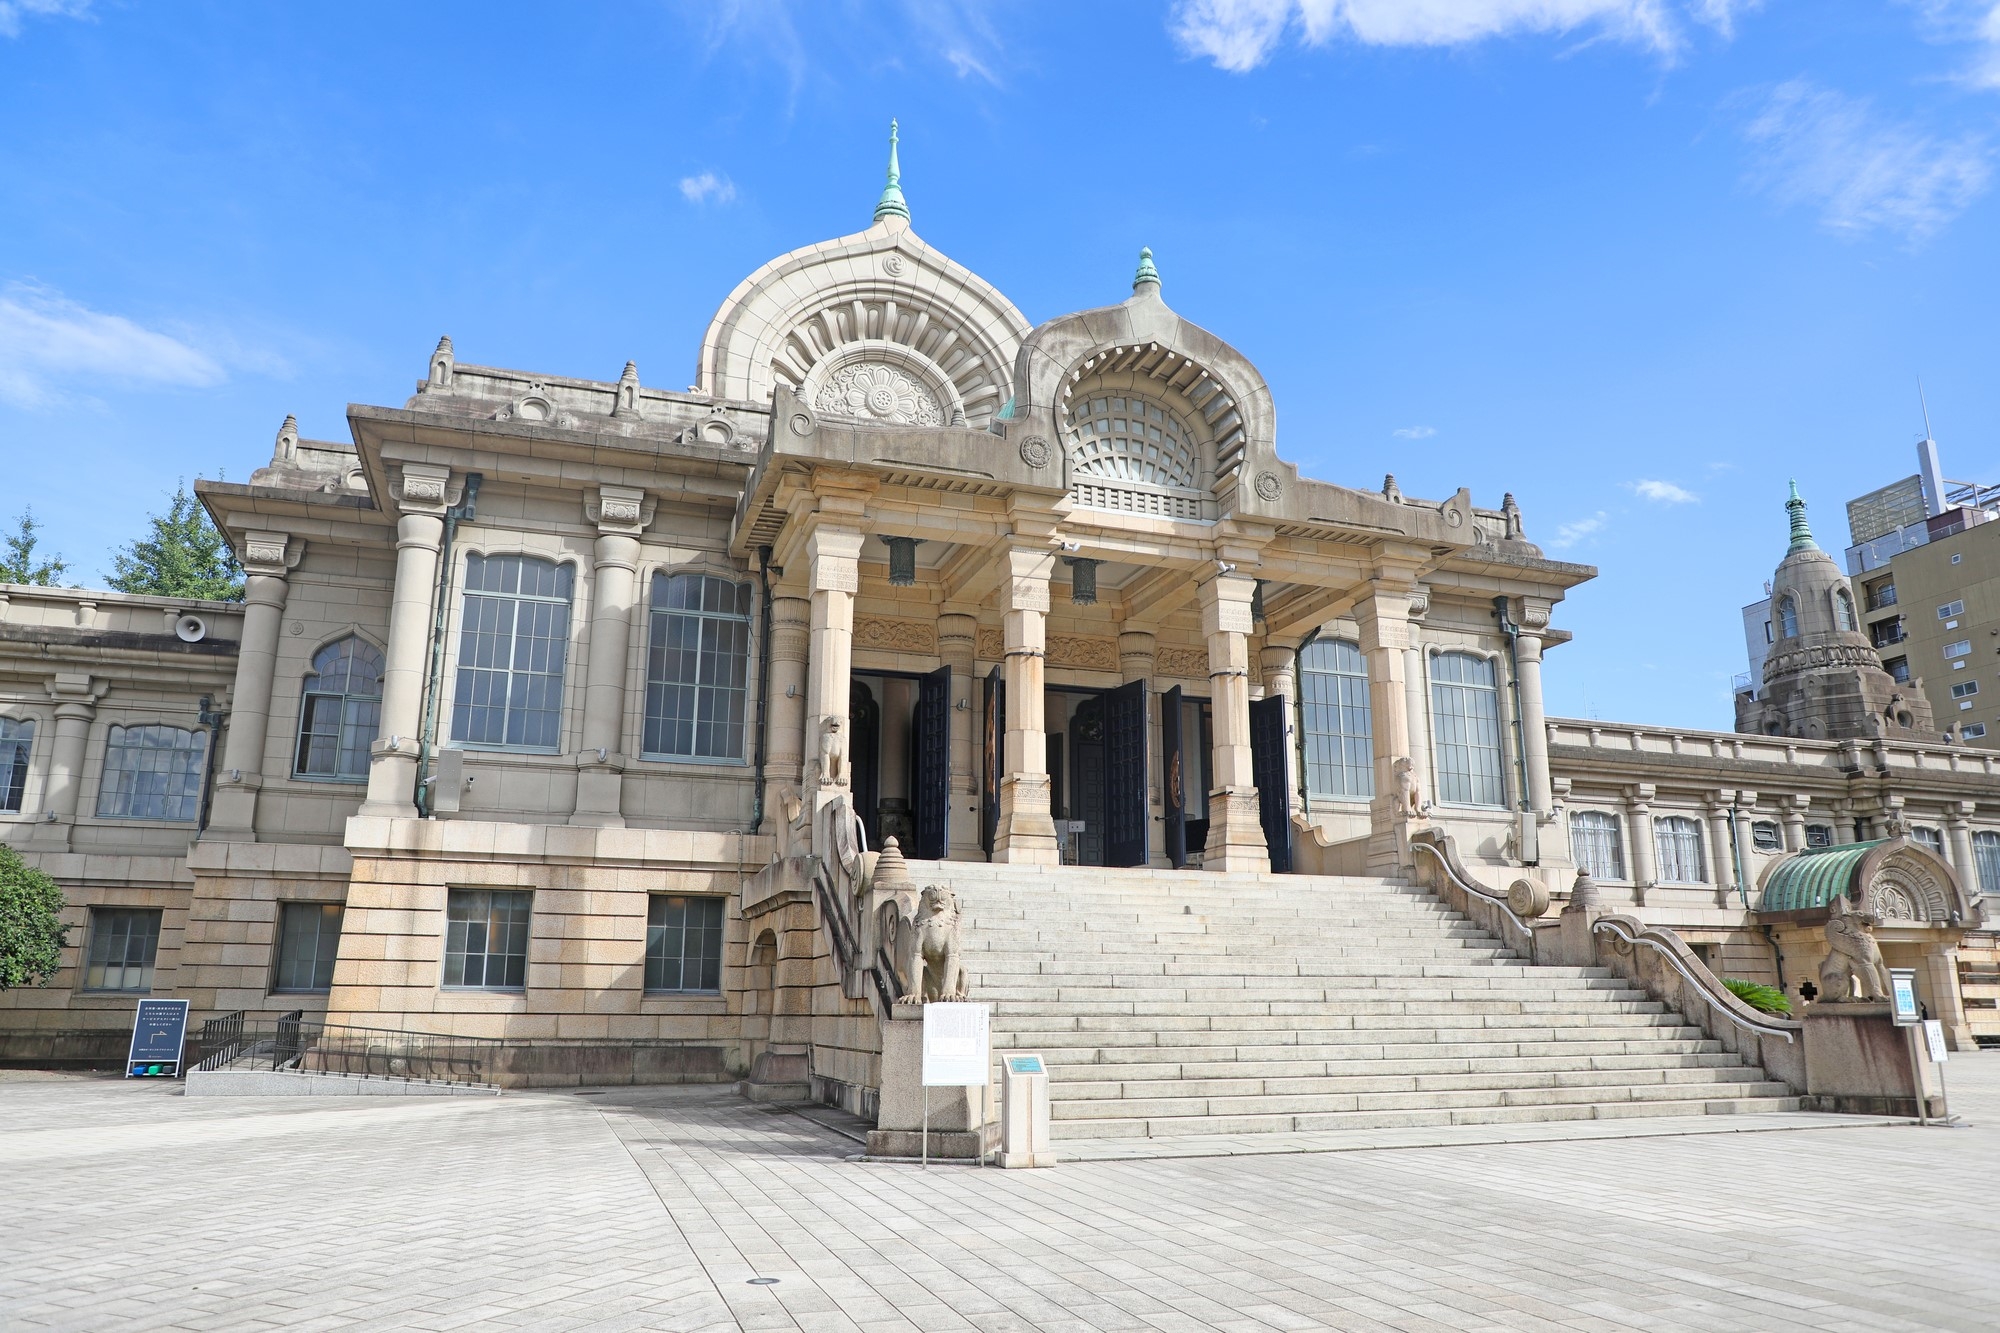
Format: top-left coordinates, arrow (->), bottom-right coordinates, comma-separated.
815,362 -> 943,427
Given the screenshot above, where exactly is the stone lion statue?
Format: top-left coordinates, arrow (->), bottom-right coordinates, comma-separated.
1393,757 -> 1429,821
817,716 -> 848,789
1819,894 -> 1890,1003
883,884 -> 966,1005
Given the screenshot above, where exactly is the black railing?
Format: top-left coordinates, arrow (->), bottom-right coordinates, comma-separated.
196,1010 -> 245,1068
192,1017 -> 505,1086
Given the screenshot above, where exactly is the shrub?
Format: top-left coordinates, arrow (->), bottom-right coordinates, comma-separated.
0,845 -> 68,990
1723,976 -> 1792,1017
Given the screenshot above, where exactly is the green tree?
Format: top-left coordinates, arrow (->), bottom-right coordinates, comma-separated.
0,844 -> 68,991
107,478 -> 243,602
0,508 -> 69,586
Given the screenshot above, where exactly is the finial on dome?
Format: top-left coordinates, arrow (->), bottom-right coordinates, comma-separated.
1133,246 -> 1160,293
1785,479 -> 1818,554
873,119 -> 909,224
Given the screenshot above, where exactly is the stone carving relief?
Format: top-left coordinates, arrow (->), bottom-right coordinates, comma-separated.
854,617 -> 938,654
975,628 -> 1118,671
1156,646 -> 1210,679
493,382 -> 578,429
817,717 -> 849,788
879,884 -> 968,1004
814,362 -> 943,427
1818,895 -> 1890,1002
1254,471 -> 1282,501
881,254 -> 906,277
1019,435 -> 1051,469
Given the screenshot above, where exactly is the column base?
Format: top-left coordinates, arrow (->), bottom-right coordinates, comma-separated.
204,784 -> 261,842
994,774 -> 1060,865
19,820 -> 73,853
359,751 -> 420,820
569,763 -> 627,828
1203,788 -> 1269,874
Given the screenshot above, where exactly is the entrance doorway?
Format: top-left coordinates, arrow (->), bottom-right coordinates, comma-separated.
848,668 -> 951,859
1044,681 -> 1149,868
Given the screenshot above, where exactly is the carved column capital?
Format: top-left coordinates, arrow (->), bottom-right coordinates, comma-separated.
394,463 -> 452,514
239,530 -> 301,578
586,485 -> 654,536
1002,545 -> 1054,613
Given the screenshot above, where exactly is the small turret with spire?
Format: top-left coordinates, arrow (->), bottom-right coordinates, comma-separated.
1785,479 -> 1818,554
873,119 -> 909,225
1133,246 -> 1160,294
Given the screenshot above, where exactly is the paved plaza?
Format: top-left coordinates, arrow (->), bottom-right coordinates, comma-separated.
5,1058 -> 1998,1333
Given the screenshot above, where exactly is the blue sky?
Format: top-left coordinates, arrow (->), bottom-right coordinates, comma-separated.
3,1 -> 1999,730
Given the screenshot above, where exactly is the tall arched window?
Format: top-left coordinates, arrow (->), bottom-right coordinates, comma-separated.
1569,810 -> 1625,880
97,724 -> 207,821
644,572 -> 753,761
1777,595 -> 1799,638
452,554 -> 574,751
294,637 -> 383,780
0,717 -> 32,813
1430,652 -> 1505,807
1833,587 -> 1857,632
1654,815 -> 1706,883
1973,830 -> 2000,897
1299,639 -> 1372,799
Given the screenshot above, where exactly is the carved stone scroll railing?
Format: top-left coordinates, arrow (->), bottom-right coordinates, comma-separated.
1407,828 -> 1549,963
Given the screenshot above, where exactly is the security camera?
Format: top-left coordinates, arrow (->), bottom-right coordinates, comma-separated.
1216,560 -> 1237,575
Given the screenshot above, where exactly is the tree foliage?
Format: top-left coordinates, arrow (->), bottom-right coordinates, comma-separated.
0,844 -> 68,991
107,479 -> 243,602
0,508 -> 69,586
1723,976 -> 1793,1017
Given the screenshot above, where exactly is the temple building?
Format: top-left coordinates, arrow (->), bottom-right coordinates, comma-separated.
3,129 -> 1995,1122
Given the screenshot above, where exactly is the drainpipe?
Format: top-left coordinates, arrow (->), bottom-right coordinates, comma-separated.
1292,628 -> 1320,820
1760,923 -> 1788,995
416,473 -> 480,818
1491,597 -> 1536,862
748,545 -> 775,835
1728,802 -> 1752,911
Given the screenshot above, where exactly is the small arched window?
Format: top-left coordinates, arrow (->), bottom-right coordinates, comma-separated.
1833,588 -> 1857,632
0,716 -> 33,813
1299,639 -> 1372,800
1653,815 -> 1706,883
294,637 -> 384,780
1777,596 -> 1799,638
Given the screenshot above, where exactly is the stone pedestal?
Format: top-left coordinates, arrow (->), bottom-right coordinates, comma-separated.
743,1043 -> 811,1103
865,1010 -> 995,1159
1801,1002 -> 1944,1117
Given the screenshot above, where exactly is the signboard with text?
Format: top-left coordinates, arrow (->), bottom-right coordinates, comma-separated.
126,999 -> 190,1078
922,1002 -> 991,1087
1889,969 -> 1921,1026
1923,1019 -> 1950,1064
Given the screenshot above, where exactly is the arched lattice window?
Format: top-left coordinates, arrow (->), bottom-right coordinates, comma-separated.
1654,815 -> 1706,883
1833,587 -> 1857,632
1569,810 -> 1625,880
294,637 -> 383,780
1299,640 -> 1371,800
1067,395 -> 1198,488
97,725 -> 207,821
452,554 -> 574,751
0,717 -> 32,813
1430,652 -> 1505,807
644,572 -> 753,761
1777,596 -> 1799,638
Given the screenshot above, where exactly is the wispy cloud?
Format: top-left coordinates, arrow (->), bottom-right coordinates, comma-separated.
1741,78 -> 1990,241
1392,425 -> 1436,439
0,0 -> 90,39
1628,478 -> 1699,503
0,282 -> 227,409
1549,511 -> 1608,549
1168,1 -> 1757,73
679,172 -> 738,206
1899,2 -> 2000,90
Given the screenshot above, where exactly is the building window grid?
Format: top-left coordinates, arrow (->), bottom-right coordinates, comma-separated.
1974,831 -> 2000,897
97,725 -> 208,822
1943,639 -> 1972,660
1938,600 -> 1965,620
451,555 -> 574,752
0,716 -> 32,813
643,573 -> 753,762
1568,810 -> 1625,880
1751,820 -> 1784,852
1952,681 -> 1980,699
1066,396 -> 1200,490
1964,722 -> 1988,740
82,907 -> 162,993
1653,815 -> 1706,883
273,902 -> 344,993
1429,652 -> 1506,808
1299,639 -> 1373,801
443,889 -> 532,991
294,637 -> 383,781
645,895 -> 725,993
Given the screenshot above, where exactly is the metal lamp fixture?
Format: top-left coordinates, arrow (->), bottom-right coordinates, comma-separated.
1064,556 -> 1099,606
881,535 -> 920,587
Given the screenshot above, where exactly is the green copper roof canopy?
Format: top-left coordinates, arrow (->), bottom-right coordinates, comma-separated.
1757,840 -> 1884,913
1785,479 -> 1818,554
1133,246 -> 1160,292
873,119 -> 909,223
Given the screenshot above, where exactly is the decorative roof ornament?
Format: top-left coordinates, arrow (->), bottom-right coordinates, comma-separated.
1133,246 -> 1160,293
1786,479 -> 1819,554
873,119 -> 909,224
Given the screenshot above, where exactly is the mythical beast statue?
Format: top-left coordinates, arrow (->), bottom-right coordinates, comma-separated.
1819,894 -> 1890,1003
880,884 -> 967,1005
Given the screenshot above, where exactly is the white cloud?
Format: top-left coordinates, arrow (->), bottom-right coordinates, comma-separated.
1549,511 -> 1608,549
0,0 -> 90,39
678,172 -> 738,206
1898,2 -> 2000,90
1629,478 -> 1699,503
0,282 -> 226,409
1168,0 -> 1756,72
1741,78 -> 1990,241
1392,425 -> 1436,439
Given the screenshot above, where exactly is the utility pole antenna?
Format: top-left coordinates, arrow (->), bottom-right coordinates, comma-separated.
1919,375 -> 1934,442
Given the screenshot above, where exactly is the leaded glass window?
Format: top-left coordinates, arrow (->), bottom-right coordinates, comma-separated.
1300,639 -> 1372,800
294,637 -> 383,780
1430,652 -> 1505,808
643,573 -> 752,761
451,555 -> 573,751
273,902 -> 343,993
1654,815 -> 1706,883
0,716 -> 32,813
645,895 -> 725,993
1569,810 -> 1624,880
1974,831 -> 2000,897
83,907 -> 162,992
443,889 -> 531,991
97,725 -> 207,821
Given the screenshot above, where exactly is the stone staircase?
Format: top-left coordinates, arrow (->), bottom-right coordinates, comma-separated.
911,863 -> 1798,1139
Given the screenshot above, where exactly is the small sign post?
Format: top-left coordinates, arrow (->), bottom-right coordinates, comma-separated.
921,1002 -> 991,1169
1886,968 -> 1927,1125
125,999 -> 190,1079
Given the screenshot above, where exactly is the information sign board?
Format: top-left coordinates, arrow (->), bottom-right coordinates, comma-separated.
922,1002 -> 991,1087
1006,1054 -> 1045,1076
1888,968 -> 1921,1026
126,999 -> 190,1078
1923,1019 -> 1950,1064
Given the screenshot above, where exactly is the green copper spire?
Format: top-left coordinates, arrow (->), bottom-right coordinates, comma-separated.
1133,246 -> 1160,292
1786,479 -> 1819,554
873,119 -> 909,223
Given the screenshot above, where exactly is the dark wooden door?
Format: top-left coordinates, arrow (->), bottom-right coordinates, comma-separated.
1103,678 -> 1148,868
1250,694 -> 1292,873
850,681 -> 880,852
915,665 -> 950,860
1070,698 -> 1106,866
981,666 -> 1003,857
1162,685 -> 1186,869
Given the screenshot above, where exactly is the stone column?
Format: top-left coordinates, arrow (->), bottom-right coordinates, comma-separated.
995,545 -> 1058,864
1783,795 -> 1810,853
1626,785 -> 1657,904
360,464 -> 449,819
1514,598 -> 1554,817
939,612 -> 979,860
571,487 -> 649,827
1260,642 -> 1298,822
1356,584 -> 1415,874
1197,568 -> 1267,873
27,672 -> 104,850
1946,801 -> 1977,883
204,534 -> 297,841
765,594 -> 811,851
1401,586 -> 1432,817
1706,793 -> 1738,908
804,527 -> 864,830
1926,946 -> 1976,1049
